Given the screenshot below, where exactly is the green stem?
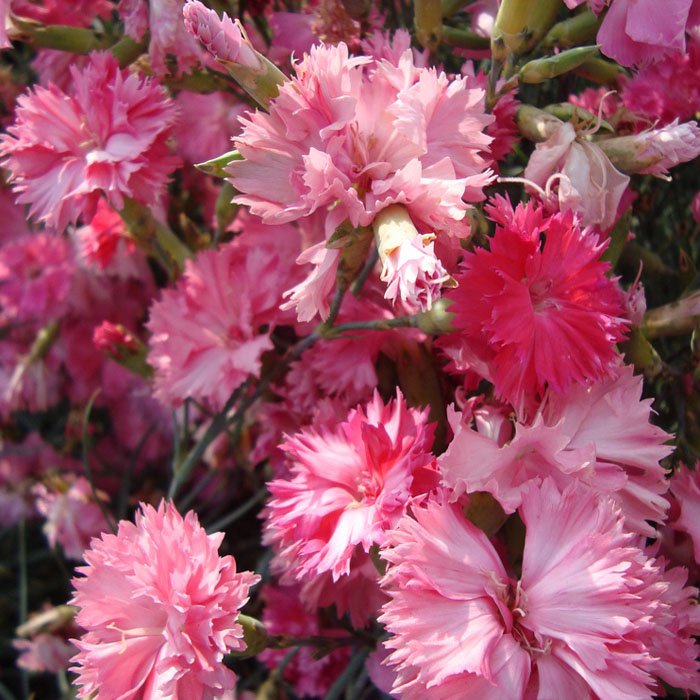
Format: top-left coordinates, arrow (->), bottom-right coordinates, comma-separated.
441,25 -> 490,49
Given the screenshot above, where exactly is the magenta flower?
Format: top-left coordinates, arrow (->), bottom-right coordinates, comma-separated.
71,500 -> 260,699
264,389 -> 438,581
447,196 -> 627,413
379,479 -> 700,698
0,52 -> 179,231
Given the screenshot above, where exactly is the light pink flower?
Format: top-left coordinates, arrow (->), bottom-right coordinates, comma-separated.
259,583 -> 350,697
120,0 -> 203,76
14,634 -> 76,673
446,196 -> 627,413
174,91 -> 246,163
33,476 -> 109,561
229,42 -> 494,239
0,232 -> 74,324
0,52 -> 179,231
71,500 -> 260,699
524,120 -> 630,231
626,119 -> 700,175
597,0 -> 700,67
669,463 -> 700,562
147,237 -> 296,409
440,365 -> 673,535
264,389 -> 438,581
379,479 -> 700,698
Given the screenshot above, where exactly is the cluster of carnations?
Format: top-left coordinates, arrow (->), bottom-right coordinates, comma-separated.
2,0 -> 700,698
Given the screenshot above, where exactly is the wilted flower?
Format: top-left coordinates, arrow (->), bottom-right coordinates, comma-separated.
71,500 -> 260,699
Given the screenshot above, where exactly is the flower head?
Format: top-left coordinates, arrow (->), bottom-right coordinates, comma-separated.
379,479 -> 700,698
446,196 -> 627,413
147,236 -> 296,409
70,500 -> 260,699
0,52 -> 179,231
264,389 -> 438,581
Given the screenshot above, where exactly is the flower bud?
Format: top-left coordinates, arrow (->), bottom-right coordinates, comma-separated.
519,45 -> 599,84
491,0 -> 561,60
414,0 -> 443,49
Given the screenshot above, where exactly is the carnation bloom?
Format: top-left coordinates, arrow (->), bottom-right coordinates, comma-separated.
446,196 -> 627,413
120,0 -> 203,76
14,634 -> 75,673
33,475 -> 109,560
669,463 -> 700,562
147,236 -> 296,409
264,389 -> 438,581
439,365 -> 673,535
71,500 -> 260,699
379,479 -> 700,698
228,42 -> 494,238
0,232 -> 74,324
0,52 -> 179,231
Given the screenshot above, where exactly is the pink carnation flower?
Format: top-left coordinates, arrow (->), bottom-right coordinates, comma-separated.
264,389 -> 438,581
0,52 -> 179,231
597,0 -> 700,67
14,634 -> 76,673
669,463 -> 700,562
446,196 -> 627,413
0,232 -> 74,324
440,366 -> 673,535
120,0 -> 203,76
33,475 -> 109,561
71,500 -> 260,699
379,479 -> 700,698
148,237 -> 296,409
228,42 -> 494,239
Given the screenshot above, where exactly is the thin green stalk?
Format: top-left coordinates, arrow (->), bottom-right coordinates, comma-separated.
324,648 -> 371,700
205,488 -> 268,533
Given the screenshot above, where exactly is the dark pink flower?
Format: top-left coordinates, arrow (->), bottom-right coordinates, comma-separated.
447,196 -> 627,413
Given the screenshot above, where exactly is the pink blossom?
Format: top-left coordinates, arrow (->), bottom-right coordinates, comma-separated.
13,0 -> 113,26
597,0 -> 700,67
622,34 -> 700,124
120,0 -> 203,76
669,464 -> 700,562
264,389 -> 438,581
0,232 -> 74,324
379,479 -> 700,698
440,366 -> 673,535
624,119 -> 700,175
524,120 -> 630,230
183,0 -> 261,69
73,200 -> 146,278
174,91 -> 246,163
33,476 -> 109,561
71,500 -> 260,699
446,196 -> 627,413
0,52 -> 179,231
229,42 -> 493,239
259,584 -> 350,696
147,237 -> 296,409
14,634 -> 76,673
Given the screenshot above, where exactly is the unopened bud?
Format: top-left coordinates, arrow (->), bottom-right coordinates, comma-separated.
519,45 -> 599,84
516,104 -> 563,142
183,0 -> 285,108
492,0 -> 561,60
573,56 -> 626,84
93,322 -> 152,378
414,0 -> 443,49
416,298 -> 456,334
235,614 -> 268,658
543,11 -> 601,48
